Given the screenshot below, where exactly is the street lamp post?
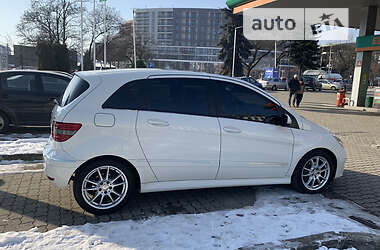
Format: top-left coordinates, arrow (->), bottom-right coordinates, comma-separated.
133,9 -> 137,69
5,43 -> 8,70
274,40 -> 277,69
93,0 -> 96,70
232,26 -> 243,77
80,0 -> 84,71
103,0 -> 107,68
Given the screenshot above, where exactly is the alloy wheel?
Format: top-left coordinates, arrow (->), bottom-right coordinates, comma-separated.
81,166 -> 128,210
301,156 -> 331,191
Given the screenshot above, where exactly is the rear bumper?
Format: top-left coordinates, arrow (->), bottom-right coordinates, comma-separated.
43,142 -> 84,188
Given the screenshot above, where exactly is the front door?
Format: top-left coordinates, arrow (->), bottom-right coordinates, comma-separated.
136,78 -> 220,182
214,80 -> 294,179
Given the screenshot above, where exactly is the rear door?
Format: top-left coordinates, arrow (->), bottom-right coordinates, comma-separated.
0,72 -> 46,125
136,77 -> 220,182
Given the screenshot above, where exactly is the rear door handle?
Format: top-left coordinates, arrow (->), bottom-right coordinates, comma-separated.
223,126 -> 241,134
147,119 -> 169,127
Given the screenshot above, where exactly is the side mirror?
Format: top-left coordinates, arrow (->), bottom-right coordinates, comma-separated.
281,113 -> 292,126
49,98 -> 61,106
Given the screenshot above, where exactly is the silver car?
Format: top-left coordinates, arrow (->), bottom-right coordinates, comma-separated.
319,79 -> 344,91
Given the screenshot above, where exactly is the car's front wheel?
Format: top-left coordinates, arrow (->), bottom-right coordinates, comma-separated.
271,85 -> 277,91
73,159 -> 136,214
0,112 -> 9,133
291,150 -> 335,194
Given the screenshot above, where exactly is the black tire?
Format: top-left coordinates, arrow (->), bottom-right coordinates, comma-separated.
0,112 -> 9,133
291,150 -> 335,194
318,88 -> 322,92
331,86 -> 336,91
73,159 -> 136,214
271,85 -> 277,91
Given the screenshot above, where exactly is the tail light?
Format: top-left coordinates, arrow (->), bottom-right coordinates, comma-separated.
51,121 -> 82,142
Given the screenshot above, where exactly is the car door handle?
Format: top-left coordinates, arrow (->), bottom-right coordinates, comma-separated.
223,126 -> 241,134
147,119 -> 170,127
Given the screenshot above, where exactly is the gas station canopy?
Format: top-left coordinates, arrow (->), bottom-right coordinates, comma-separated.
226,0 -> 380,30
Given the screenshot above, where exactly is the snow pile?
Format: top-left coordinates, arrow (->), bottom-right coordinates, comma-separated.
0,162 -> 43,174
0,188 -> 378,249
0,134 -> 49,155
317,248 -> 357,250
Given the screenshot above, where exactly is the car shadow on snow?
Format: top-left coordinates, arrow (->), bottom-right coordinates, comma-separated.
0,169 -> 378,233
0,176 -> 257,232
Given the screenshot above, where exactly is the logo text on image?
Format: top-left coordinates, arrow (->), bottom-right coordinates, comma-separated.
243,8 -> 349,41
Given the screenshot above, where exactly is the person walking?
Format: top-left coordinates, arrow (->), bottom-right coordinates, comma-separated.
288,74 -> 300,106
295,79 -> 305,107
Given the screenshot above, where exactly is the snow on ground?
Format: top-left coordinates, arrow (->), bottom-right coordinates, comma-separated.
0,162 -> 43,174
0,187 -> 379,250
0,133 -> 49,155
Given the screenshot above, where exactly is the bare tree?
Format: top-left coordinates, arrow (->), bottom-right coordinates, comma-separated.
17,0 -> 81,46
84,4 -> 123,61
332,43 -> 356,79
243,41 -> 288,77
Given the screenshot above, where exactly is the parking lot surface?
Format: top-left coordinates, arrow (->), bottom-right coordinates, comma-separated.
271,90 -> 380,216
0,90 -> 379,233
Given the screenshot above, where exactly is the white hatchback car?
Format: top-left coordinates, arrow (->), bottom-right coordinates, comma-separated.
44,69 -> 346,214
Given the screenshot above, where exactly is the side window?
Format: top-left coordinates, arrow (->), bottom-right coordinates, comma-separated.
2,74 -> 37,92
217,82 -> 280,124
146,79 -> 179,113
102,81 -> 144,110
41,75 -> 70,96
61,76 -> 90,106
145,78 -> 211,116
177,79 -> 210,116
102,78 -> 212,117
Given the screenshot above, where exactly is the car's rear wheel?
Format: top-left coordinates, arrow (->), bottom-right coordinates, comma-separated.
73,159 -> 136,214
331,86 -> 337,91
271,85 -> 277,91
0,112 -> 9,133
291,150 -> 335,194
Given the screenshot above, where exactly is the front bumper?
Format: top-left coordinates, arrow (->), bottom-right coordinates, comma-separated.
333,144 -> 347,179
43,142 -> 84,188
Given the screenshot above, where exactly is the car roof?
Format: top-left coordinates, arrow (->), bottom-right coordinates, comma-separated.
0,69 -> 72,79
76,69 -> 225,79
76,69 -> 253,85
76,69 -> 281,107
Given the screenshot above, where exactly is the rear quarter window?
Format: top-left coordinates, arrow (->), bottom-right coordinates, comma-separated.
61,76 -> 89,106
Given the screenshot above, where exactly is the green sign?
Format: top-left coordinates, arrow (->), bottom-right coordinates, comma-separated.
356,35 -> 380,52
226,0 -> 251,8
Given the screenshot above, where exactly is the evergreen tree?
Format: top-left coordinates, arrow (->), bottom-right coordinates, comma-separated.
218,8 -> 252,77
36,41 -> 71,72
287,41 -> 320,75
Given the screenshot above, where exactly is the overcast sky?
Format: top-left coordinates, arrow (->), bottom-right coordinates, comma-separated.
0,0 -> 226,45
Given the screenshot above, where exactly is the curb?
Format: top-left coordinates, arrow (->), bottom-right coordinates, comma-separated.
240,232 -> 380,250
